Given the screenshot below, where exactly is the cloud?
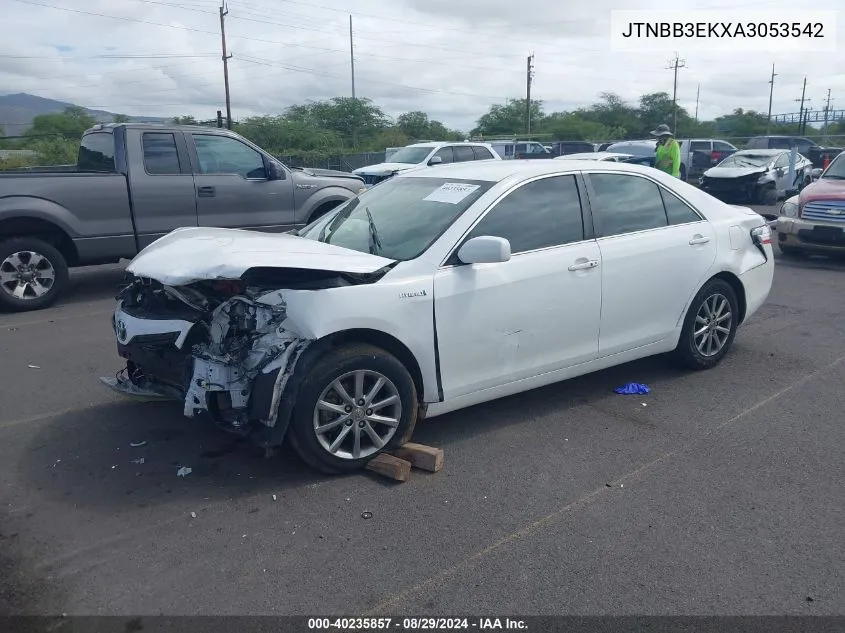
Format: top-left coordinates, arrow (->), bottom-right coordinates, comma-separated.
1,0 -> 842,132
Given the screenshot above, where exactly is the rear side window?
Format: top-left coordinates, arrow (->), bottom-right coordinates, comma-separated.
713,141 -> 735,152
769,137 -> 792,149
745,138 -> 767,149
690,141 -> 710,152
589,173 -> 669,237
465,175 -> 584,254
453,146 -> 475,162
659,188 -> 702,225
78,132 -> 115,172
472,146 -> 494,160
142,133 -> 181,175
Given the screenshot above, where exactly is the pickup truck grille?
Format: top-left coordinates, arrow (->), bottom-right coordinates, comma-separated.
361,174 -> 390,186
802,200 -> 845,224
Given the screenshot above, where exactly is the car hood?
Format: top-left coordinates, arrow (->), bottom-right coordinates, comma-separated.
703,166 -> 768,179
799,177 -> 845,205
353,162 -> 419,175
126,227 -> 396,286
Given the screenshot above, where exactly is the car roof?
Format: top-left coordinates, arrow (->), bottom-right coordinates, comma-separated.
394,158 -> 657,182
406,141 -> 490,148
556,152 -> 631,160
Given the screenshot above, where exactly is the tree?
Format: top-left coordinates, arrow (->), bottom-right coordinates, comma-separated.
113,114 -> 130,123
286,98 -> 390,147
25,106 -> 96,140
171,115 -> 198,125
472,99 -> 545,137
396,111 -> 430,140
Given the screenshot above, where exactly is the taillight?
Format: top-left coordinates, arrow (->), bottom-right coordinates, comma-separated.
751,224 -> 772,245
711,151 -> 721,163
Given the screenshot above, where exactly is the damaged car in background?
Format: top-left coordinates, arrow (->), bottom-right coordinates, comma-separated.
102,160 -> 774,474
699,149 -> 813,207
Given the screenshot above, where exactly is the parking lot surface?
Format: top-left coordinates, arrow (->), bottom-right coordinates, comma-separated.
1,224 -> 844,616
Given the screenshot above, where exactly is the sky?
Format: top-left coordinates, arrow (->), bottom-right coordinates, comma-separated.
1,0 -> 842,132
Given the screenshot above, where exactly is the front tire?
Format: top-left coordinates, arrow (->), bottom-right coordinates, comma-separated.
0,237 -> 69,312
674,278 -> 739,371
287,343 -> 418,474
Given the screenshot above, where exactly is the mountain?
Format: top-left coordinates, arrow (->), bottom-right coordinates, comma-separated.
0,93 -> 168,136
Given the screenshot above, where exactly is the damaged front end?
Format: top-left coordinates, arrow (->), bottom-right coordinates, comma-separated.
700,170 -> 770,202
102,275 -> 312,439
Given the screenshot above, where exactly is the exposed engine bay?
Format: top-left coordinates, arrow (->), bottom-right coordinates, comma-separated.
104,275 -> 314,436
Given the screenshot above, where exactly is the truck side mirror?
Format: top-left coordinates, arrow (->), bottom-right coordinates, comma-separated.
267,161 -> 286,180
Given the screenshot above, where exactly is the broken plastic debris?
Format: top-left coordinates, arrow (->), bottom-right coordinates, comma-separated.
641,403 -> 648,407
614,382 -> 650,395
177,466 -> 192,477
130,441 -> 147,448
361,511 -> 373,519
190,512 -> 197,518
131,458 -> 145,465
272,494 -> 277,501
28,364 -> 40,369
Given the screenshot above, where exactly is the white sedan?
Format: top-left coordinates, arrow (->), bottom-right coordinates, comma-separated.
102,160 -> 775,473
554,151 -> 635,162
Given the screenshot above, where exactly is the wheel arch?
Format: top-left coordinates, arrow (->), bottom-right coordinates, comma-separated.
256,327 -> 426,448
0,216 -> 79,266
679,271 -> 747,329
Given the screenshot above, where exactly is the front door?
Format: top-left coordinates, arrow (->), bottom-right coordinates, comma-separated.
433,174 -> 602,400
584,171 -> 717,356
188,133 -> 296,231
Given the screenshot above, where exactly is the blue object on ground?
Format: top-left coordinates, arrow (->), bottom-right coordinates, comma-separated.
614,382 -> 651,395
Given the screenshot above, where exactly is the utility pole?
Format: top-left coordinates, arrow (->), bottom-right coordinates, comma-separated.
526,53 -> 534,137
694,83 -> 700,122
795,77 -> 808,135
822,89 -> 833,138
219,2 -> 232,129
349,15 -> 356,100
766,64 -> 777,134
666,53 -> 686,135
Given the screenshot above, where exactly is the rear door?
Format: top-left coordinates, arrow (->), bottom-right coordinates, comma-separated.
452,145 -> 475,163
584,171 -> 717,355
186,132 -> 296,231
124,128 -> 198,248
471,146 -> 496,161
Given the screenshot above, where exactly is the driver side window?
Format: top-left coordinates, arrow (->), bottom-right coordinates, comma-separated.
192,134 -> 267,179
464,175 -> 585,254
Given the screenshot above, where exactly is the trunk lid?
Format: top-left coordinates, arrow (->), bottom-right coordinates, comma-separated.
126,227 -> 396,286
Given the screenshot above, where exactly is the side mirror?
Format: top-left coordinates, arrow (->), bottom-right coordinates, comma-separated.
267,161 -> 286,180
428,156 -> 443,166
457,236 -> 511,265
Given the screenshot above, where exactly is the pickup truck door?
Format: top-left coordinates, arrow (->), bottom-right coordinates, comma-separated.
124,128 -> 199,249
186,132 -> 296,231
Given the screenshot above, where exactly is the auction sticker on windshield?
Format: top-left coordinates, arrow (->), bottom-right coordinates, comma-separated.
424,182 -> 481,204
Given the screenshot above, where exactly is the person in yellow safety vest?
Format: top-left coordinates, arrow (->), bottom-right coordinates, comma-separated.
651,123 -> 681,178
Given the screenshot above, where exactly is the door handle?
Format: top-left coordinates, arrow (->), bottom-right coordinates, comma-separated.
197,186 -> 216,197
568,259 -> 599,271
689,235 -> 710,245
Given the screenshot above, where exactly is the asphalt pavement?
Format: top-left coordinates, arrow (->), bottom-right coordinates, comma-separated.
1,219 -> 844,617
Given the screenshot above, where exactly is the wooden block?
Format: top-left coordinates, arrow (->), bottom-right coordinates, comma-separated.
392,442 -> 444,473
366,453 -> 411,482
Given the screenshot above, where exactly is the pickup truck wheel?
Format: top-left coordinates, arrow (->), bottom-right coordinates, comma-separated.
287,343 -> 418,474
0,237 -> 69,312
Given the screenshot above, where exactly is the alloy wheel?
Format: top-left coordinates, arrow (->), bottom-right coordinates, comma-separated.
0,250 -> 57,301
694,293 -> 733,357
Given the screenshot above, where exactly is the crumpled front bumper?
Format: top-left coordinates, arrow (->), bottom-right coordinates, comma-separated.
104,297 -> 311,428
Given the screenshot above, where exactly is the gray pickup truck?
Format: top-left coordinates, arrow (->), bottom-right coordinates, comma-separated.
0,123 -> 365,312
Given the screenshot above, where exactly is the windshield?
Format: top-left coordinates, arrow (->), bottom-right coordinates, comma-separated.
821,153 -> 845,180
718,153 -> 773,168
297,177 -> 494,261
385,147 -> 434,165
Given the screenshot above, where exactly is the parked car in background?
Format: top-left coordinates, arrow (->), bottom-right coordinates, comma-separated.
102,159 -> 774,474
555,152 -> 634,162
549,141 -> 596,157
353,141 -> 500,189
677,139 -> 738,181
745,135 -> 843,169
776,150 -> 845,256
699,149 -> 813,208
605,140 -> 657,159
595,142 -> 619,152
0,123 -> 364,312
488,140 -> 553,160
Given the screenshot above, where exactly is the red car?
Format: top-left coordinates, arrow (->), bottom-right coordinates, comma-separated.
776,152 -> 845,256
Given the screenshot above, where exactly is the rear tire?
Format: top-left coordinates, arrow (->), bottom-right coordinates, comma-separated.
0,237 -> 69,312
674,278 -> 739,371
286,343 -> 418,474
